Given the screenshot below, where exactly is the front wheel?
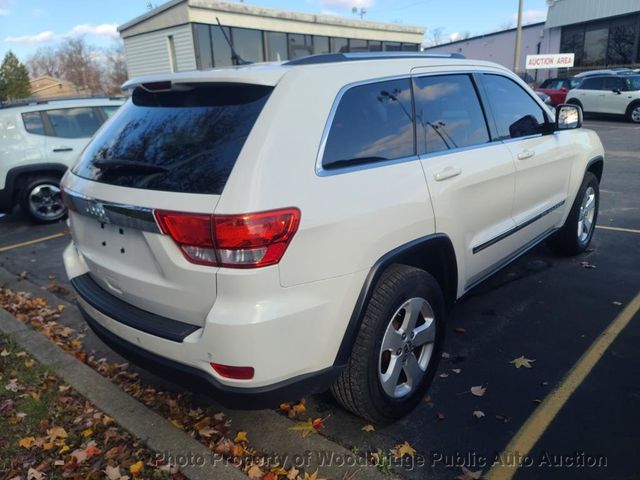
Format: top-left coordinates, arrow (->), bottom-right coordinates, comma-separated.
550,172 -> 599,256
331,264 -> 445,423
19,177 -> 67,223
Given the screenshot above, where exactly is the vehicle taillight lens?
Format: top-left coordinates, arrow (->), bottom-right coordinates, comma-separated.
154,208 -> 300,268
210,363 -> 254,380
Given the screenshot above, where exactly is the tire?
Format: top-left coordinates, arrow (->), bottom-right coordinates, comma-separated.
331,264 -> 445,423
19,176 -> 67,224
550,172 -> 599,256
625,101 -> 640,123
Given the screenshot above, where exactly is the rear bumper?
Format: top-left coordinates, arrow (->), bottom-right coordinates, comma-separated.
63,241 -> 366,406
80,304 -> 341,408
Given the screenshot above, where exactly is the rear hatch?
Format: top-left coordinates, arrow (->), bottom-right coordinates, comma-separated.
64,82 -> 274,327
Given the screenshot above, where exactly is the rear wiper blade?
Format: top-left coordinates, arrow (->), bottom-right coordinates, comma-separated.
93,160 -> 169,175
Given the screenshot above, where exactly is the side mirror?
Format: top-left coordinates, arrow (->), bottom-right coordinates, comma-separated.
555,104 -> 582,130
612,88 -> 622,94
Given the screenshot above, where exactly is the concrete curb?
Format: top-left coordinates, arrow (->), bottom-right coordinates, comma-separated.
0,307 -> 247,480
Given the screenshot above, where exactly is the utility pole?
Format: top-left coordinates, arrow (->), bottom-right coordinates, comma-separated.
513,0 -> 524,74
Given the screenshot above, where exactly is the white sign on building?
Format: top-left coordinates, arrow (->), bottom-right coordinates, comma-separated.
525,53 -> 575,69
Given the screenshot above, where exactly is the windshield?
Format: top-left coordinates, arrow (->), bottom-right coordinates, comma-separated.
72,83 -> 273,195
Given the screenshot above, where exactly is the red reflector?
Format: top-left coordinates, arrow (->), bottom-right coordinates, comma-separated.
210,363 -> 254,380
153,207 -> 300,268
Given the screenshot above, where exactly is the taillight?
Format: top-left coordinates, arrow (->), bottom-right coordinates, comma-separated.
154,208 -> 300,268
210,363 -> 254,380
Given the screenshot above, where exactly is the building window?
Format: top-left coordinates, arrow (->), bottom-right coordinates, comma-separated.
349,39 -> 368,52
383,41 -> 402,51
583,23 -> 608,66
266,31 -> 288,61
313,36 -> 330,54
288,34 -> 313,59
402,43 -> 420,51
211,25 -> 232,67
368,40 -> 382,52
331,37 -> 349,53
194,24 -> 213,69
231,27 -> 264,63
167,35 -> 177,72
607,18 -> 636,65
560,25 -> 585,66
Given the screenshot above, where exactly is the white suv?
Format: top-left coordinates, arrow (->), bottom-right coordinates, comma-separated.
61,53 -> 604,422
0,97 -> 123,222
566,74 -> 640,123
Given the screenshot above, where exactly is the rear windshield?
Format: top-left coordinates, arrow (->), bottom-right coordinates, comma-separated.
72,83 -> 273,195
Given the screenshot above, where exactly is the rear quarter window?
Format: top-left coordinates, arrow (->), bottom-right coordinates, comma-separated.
72,84 -> 273,195
321,78 -> 414,170
45,107 -> 103,138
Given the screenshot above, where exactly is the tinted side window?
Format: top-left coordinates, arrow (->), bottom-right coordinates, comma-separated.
22,112 -> 46,135
483,74 -> 547,140
580,77 -> 605,90
101,106 -> 120,118
45,108 -> 103,138
322,78 -> 414,169
414,74 -> 489,155
603,76 -> 626,91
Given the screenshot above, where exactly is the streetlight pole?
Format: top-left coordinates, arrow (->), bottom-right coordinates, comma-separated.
513,0 -> 524,74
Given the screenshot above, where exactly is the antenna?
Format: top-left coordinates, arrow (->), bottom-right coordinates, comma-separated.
215,17 -> 252,66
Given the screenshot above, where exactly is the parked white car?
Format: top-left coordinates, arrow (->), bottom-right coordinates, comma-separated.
61,53 -> 604,422
566,74 -> 640,123
0,97 -> 124,222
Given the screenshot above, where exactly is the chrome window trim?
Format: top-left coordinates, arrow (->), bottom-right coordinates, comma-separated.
314,69 -> 554,177
63,188 -> 160,233
315,74 -> 414,177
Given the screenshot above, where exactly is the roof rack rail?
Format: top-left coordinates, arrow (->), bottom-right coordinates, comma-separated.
285,51 -> 465,66
0,94 -> 127,110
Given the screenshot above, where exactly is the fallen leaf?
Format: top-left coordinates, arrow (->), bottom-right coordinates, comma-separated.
290,399 -> 306,418
27,468 -> 45,480
580,261 -> 596,269
19,436 -> 37,449
452,368 -> 462,374
361,424 -> 375,432
198,426 -> 216,438
234,431 -> 248,443
0,349 -> 9,357
247,465 -> 263,479
472,410 -> 485,419
5,378 -> 19,392
455,466 -> 483,480
441,352 -> 450,359
454,327 -> 466,333
24,359 -> 35,368
286,467 -> 300,480
392,441 -> 416,459
439,373 -> 449,378
510,356 -> 535,369
81,428 -> 93,437
612,301 -> 622,306
129,461 -> 144,476
470,385 -> 486,397
105,465 -> 122,480
495,414 -> 511,423
436,412 -> 445,421
47,426 -> 68,440
289,418 -> 324,438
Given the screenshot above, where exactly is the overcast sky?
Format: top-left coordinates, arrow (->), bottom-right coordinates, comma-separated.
0,0 -> 548,60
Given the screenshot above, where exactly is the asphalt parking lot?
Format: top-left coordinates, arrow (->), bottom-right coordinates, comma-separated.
1,118 -> 639,480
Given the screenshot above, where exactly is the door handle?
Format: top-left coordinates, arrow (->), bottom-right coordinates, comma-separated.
517,149 -> 535,160
433,166 -> 462,181
53,147 -> 73,152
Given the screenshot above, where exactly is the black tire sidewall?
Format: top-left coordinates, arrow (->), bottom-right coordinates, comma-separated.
365,268 -> 446,420
554,172 -> 599,255
20,177 -> 67,224
626,102 -> 640,123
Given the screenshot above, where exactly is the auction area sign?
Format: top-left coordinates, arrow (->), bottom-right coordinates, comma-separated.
525,53 -> 575,69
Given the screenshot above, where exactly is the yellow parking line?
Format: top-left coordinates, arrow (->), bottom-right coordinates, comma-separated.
0,232 -> 67,253
486,291 -> 640,480
596,225 -> 640,234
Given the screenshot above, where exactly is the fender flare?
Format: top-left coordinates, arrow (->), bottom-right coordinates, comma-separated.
0,163 -> 69,212
333,233 -> 458,366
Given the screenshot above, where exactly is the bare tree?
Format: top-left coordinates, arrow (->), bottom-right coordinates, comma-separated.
26,37 -> 128,95
460,31 -> 471,40
105,42 -> 128,95
427,27 -> 445,47
26,47 -> 63,78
